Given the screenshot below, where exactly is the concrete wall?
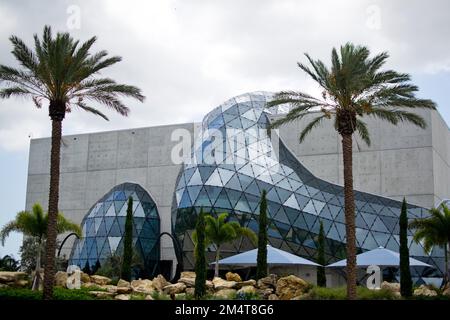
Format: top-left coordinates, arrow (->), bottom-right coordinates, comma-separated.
25,108 -> 450,270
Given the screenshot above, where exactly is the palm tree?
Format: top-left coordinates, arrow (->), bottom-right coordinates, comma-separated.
267,43 -> 436,299
194,212 -> 257,278
0,255 -> 20,271
0,203 -> 81,290
409,203 -> 450,286
0,26 -> 144,299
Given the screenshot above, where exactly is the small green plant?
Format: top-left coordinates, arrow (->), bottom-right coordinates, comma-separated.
234,291 -> 262,300
151,291 -> 171,300
305,286 -> 399,300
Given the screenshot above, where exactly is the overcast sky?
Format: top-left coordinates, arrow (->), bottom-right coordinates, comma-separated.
1,0 -> 449,259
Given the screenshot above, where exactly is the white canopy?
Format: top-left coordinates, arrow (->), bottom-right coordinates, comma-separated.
327,246 -> 432,268
211,245 -> 320,267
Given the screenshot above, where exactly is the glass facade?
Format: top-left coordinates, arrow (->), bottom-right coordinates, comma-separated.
70,183 -> 160,273
172,92 -> 443,283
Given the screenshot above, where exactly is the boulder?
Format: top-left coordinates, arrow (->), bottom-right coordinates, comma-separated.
81,282 -> 97,289
152,274 -> 169,291
180,271 -> 196,279
12,279 -> 29,288
212,277 -> 237,290
237,285 -> 256,295
163,283 -> 186,295
258,288 -> 274,299
275,275 -> 309,300
381,281 -> 400,293
80,272 -> 91,283
54,271 -> 68,287
237,280 -> 256,288
442,286 -> 450,297
145,294 -> 154,300
90,275 -> 111,286
413,285 -> 438,297
117,286 -> 132,294
89,291 -> 115,298
0,271 -> 27,283
178,277 -> 195,287
131,279 -> 154,294
102,285 -> 118,294
185,287 -> 195,296
268,293 -> 279,300
214,289 -> 237,299
115,294 -> 131,300
117,279 -> 131,288
205,280 -> 214,289
257,274 -> 278,289
225,272 -> 242,282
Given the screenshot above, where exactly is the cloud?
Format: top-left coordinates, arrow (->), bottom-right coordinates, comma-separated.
0,0 -> 449,152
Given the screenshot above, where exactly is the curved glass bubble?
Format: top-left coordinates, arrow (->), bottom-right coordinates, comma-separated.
172,92 -> 443,283
70,183 -> 160,274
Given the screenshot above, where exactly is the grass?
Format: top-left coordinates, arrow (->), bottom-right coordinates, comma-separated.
305,286 -> 399,300
0,287 -> 101,300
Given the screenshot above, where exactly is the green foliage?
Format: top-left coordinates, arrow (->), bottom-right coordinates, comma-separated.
399,198 -> 413,297
0,255 -> 20,271
0,203 -> 81,245
194,208 -> 207,299
234,291 -> 262,300
256,190 -> 268,280
95,253 -> 122,281
121,197 -> 133,281
306,286 -> 398,300
409,203 -> 450,283
0,287 -> 102,300
151,291 -> 171,300
316,221 -> 326,287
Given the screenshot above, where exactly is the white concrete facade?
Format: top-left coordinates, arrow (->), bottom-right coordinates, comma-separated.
25,108 -> 450,267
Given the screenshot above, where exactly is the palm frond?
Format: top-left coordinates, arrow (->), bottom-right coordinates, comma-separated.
299,115 -> 328,143
355,119 -> 371,146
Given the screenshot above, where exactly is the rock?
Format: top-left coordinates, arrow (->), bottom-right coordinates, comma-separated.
152,274 -> 169,291
103,285 -> 118,294
268,293 -> 279,300
258,288 -> 274,299
237,285 -> 256,295
131,279 -> 154,294
90,275 -> 111,286
275,275 -> 309,300
206,280 -> 214,289
163,283 -> 186,295
115,294 -> 131,300
80,272 -> 91,283
381,281 -> 400,293
89,291 -> 115,298
12,279 -> 29,288
185,287 -> 195,296
214,289 -> 237,299
0,272 -> 27,283
291,294 -> 308,300
237,280 -> 256,288
442,287 -> 450,297
81,282 -> 97,289
413,285 -> 438,297
178,277 -> 195,287
257,274 -> 278,289
0,284 -> 8,289
225,272 -> 242,282
117,286 -> 132,294
54,271 -> 68,287
212,277 -> 237,290
180,271 -> 196,279
145,294 -> 154,300
117,279 -> 131,288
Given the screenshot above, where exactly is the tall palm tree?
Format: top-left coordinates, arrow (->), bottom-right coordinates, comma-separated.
0,203 -> 81,290
0,26 -> 144,299
409,204 -> 450,286
194,212 -> 257,278
267,43 -> 436,299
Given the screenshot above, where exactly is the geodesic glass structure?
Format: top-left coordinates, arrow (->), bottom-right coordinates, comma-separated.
70,183 -> 160,273
172,92 -> 444,283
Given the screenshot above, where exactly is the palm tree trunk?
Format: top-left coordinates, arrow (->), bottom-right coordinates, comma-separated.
446,241 -> 449,285
32,240 -> 42,291
43,119 -> 62,300
342,133 -> 357,300
214,247 -> 220,278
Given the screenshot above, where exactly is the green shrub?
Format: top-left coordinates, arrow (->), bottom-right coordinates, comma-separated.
0,287 -> 99,300
306,286 -> 398,300
234,291 -> 262,300
151,291 -> 171,300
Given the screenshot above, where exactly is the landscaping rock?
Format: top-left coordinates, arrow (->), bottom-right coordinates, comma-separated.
103,285 -> 118,294
14,280 -> 30,288
178,277 -> 195,287
115,294 -> 131,300
152,274 -> 169,291
206,280 -> 214,289
257,274 -> 278,289
117,279 -> 131,288
163,283 -> 186,295
268,293 -> 279,300
443,284 -> 450,297
225,272 -> 242,282
80,272 -> 91,283
275,275 -> 309,300
145,294 -> 154,300
237,285 -> 256,295
185,287 -> 195,296
180,271 -> 196,279
131,279 -> 154,294
258,288 -> 274,299
81,282 -> 97,289
237,279 -> 256,288
413,285 -> 438,297
214,289 -> 236,299
381,281 -> 400,293
90,275 -> 111,286
0,271 -> 27,283
212,277 -> 237,290
54,271 -> 68,287
89,291 -> 115,298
